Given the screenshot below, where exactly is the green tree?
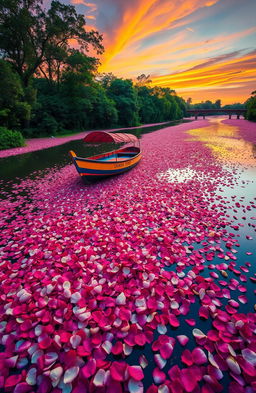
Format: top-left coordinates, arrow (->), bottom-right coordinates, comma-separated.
136,85 -> 185,123
0,0 -> 103,87
60,52 -> 99,130
91,86 -> 118,128
151,87 -> 183,121
222,103 -> 245,110
137,86 -> 158,123
173,95 -> 186,118
96,73 -> 117,89
107,79 -> 140,127
28,78 -> 66,136
245,91 -> 256,121
186,97 -> 192,108
215,99 -> 221,109
0,59 -> 31,128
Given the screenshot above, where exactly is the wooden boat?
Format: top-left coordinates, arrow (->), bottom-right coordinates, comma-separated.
69,131 -> 142,183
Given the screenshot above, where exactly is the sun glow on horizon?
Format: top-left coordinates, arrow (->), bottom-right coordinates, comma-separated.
71,0 -> 256,104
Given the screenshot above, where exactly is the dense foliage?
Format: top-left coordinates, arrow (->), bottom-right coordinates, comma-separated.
0,60 -> 31,129
186,99 -> 249,119
245,91 -> 256,121
186,99 -> 245,112
0,0 -> 103,87
0,0 -> 187,146
187,99 -> 222,111
0,126 -> 24,149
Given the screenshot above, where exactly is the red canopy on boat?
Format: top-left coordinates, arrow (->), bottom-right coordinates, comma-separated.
83,131 -> 138,144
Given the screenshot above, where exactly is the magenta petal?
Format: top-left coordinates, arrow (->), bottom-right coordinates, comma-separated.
128,365 -> 144,381
154,354 -> 167,370
186,319 -> 196,326
82,359 -> 96,378
110,361 -> 128,382
5,375 -> 22,388
112,341 -> 123,355
168,365 -> 181,380
13,383 -> 32,393
238,295 -> 247,304
160,342 -> 173,359
199,306 -> 209,319
134,333 -> 147,346
177,335 -> 189,346
152,368 -> 166,384
169,314 -> 180,327
228,381 -> 245,393
181,349 -> 193,366
106,380 -> 123,393
180,368 -> 198,392
192,348 -> 207,365
226,357 -> 241,375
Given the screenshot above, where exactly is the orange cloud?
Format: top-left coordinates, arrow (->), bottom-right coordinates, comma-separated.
100,0 -> 221,69
150,50 -> 256,104
98,11 -> 256,104
151,51 -> 256,88
68,0 -> 256,104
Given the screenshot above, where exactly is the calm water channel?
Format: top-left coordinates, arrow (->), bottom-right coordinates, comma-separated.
0,121 -> 183,186
157,118 -> 256,391
0,117 -> 256,392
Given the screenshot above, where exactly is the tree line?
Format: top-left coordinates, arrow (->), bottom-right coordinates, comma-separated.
0,0 -> 187,149
186,98 -> 246,112
245,91 -> 256,121
186,96 -> 256,121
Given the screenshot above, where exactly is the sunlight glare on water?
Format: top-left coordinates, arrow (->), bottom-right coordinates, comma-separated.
187,117 -> 256,166
157,167 -> 204,183
157,117 -> 256,184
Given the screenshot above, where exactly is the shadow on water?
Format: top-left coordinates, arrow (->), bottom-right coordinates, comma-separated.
0,120 -> 186,184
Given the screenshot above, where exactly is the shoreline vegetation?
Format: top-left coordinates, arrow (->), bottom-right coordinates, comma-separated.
0,121 -> 173,158
0,0 -> 255,151
0,117 -> 255,160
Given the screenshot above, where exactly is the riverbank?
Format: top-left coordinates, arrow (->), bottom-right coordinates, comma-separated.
0,121 -> 171,159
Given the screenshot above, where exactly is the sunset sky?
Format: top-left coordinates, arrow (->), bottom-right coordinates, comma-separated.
69,0 -> 256,104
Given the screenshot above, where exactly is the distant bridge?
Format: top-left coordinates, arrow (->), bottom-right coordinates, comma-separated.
186,108 -> 246,120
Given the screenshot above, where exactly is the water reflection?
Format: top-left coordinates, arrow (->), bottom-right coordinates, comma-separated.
158,118 -> 256,319
187,117 -> 256,166
0,120 -> 185,185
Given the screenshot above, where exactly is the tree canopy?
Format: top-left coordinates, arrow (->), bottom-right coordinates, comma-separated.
245,91 -> 256,121
0,59 -> 30,129
0,0 -> 103,87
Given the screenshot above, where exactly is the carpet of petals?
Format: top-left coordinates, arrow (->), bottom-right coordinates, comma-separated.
0,119 -> 256,393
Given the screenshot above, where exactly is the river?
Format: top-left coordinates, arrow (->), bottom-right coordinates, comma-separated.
0,117 -> 255,393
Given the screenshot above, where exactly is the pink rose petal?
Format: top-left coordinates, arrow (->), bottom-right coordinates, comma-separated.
128,366 -> 144,381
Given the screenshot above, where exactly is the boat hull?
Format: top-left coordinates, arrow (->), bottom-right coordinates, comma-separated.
70,146 -> 142,183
